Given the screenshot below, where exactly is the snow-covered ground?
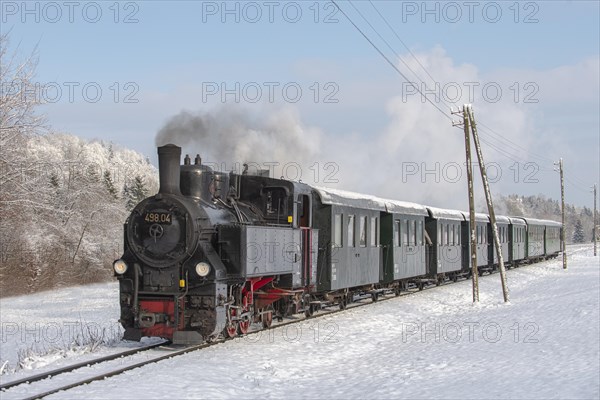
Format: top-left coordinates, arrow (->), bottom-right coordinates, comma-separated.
1,245 -> 598,399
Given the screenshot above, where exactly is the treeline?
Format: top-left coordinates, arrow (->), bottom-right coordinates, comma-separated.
497,194 -> 596,244
0,34 -> 158,297
0,133 -> 158,297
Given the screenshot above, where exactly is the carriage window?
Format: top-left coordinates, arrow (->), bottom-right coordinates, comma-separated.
443,224 -> 448,246
403,220 -> 409,246
410,220 -> 417,246
370,217 -> 378,247
395,220 -> 401,247
520,228 -> 523,242
333,214 -> 343,248
347,215 -> 355,247
359,216 -> 367,247
438,224 -> 442,244
456,224 -> 460,245
517,228 -> 524,242
417,220 -> 423,245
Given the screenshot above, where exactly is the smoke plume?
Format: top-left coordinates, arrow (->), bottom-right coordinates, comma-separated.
155,106 -> 322,173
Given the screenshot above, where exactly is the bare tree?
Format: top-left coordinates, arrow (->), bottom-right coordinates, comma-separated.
0,32 -> 48,295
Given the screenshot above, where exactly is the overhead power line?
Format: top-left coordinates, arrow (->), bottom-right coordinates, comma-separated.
331,0 -> 453,121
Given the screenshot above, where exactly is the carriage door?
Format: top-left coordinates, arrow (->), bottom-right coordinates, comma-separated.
298,195 -> 316,288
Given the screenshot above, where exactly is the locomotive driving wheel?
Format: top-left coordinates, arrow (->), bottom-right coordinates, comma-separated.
224,322 -> 238,338
237,292 -> 252,335
238,319 -> 250,335
224,307 -> 239,338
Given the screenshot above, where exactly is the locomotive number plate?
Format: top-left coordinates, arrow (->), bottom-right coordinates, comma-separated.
144,212 -> 172,224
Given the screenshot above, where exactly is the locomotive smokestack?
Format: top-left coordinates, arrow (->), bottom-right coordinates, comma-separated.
157,144 -> 182,195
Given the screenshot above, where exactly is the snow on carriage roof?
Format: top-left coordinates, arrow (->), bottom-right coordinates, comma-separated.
521,217 -> 561,227
509,217 -> 527,225
426,207 -> 465,220
313,186 -> 428,216
495,215 -> 510,224
459,211 -> 490,222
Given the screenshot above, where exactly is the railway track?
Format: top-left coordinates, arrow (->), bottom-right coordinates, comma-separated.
0,258 -> 553,399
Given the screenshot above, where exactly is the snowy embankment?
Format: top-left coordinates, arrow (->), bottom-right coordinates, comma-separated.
1,245 -> 598,399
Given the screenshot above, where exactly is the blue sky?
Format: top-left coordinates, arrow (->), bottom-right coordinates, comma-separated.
2,0 -> 599,209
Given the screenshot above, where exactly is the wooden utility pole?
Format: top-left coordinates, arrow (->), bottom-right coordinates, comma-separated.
457,105 -> 479,302
556,159 -> 567,269
593,183 -> 597,257
467,106 -> 509,303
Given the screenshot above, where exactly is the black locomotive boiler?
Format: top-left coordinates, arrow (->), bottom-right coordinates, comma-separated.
114,144 -> 561,344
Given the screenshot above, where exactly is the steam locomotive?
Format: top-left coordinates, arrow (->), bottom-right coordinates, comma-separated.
114,144 -> 561,344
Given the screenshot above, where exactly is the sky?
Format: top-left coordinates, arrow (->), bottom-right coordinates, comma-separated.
1,0 -> 599,210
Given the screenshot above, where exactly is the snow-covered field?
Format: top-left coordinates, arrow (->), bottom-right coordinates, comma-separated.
1,245 -> 598,399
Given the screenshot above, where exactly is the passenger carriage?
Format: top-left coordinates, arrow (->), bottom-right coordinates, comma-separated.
461,212 -> 492,274
522,218 -> 546,262
311,187 -> 384,305
379,200 -> 429,294
508,217 -> 527,267
488,215 -> 510,271
425,207 -> 467,285
544,220 -> 562,258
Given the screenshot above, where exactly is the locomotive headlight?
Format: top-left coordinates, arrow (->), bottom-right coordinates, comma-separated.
195,262 -> 211,277
113,260 -> 128,274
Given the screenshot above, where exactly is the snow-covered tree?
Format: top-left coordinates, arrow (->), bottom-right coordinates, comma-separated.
124,175 -> 149,211
103,171 -> 118,199
572,220 -> 585,243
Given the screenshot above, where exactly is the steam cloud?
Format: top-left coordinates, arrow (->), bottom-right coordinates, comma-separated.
155,106 -> 322,173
